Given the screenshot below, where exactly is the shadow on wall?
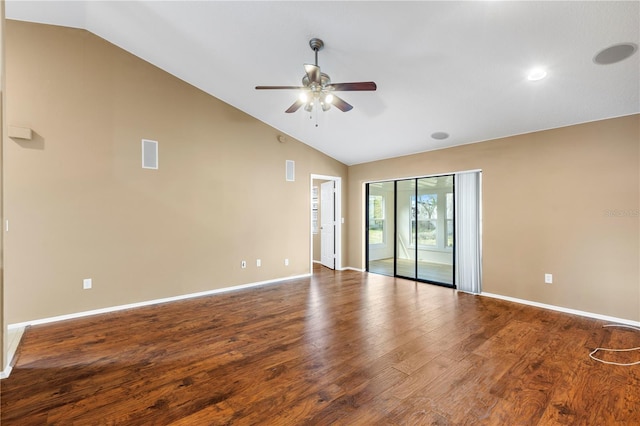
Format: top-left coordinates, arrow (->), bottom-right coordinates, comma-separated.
10,130 -> 45,151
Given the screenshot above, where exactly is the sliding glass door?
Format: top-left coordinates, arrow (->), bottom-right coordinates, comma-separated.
415,176 -> 454,285
366,181 -> 395,276
366,175 -> 454,287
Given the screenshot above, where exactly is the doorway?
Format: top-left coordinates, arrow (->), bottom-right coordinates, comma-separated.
366,175 -> 455,287
320,180 -> 335,269
310,175 -> 342,272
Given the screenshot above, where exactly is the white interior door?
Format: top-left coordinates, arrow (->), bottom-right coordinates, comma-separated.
320,180 -> 336,269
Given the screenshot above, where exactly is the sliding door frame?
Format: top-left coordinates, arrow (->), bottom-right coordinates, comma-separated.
365,174 -> 456,289
365,183 -> 370,270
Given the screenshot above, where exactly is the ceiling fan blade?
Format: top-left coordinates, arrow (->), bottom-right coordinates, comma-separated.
331,94 -> 353,112
326,82 -> 377,91
304,64 -> 321,85
256,85 -> 306,90
285,99 -> 305,113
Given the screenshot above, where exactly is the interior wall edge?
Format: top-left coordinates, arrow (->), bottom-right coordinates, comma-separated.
0,0 -> 6,378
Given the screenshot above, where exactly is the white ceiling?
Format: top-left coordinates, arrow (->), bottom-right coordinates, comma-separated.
6,1 -> 640,166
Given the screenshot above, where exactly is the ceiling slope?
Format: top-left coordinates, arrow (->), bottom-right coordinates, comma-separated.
6,1 -> 640,165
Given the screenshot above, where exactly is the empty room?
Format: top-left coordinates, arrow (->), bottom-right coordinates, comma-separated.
1,1 -> 639,425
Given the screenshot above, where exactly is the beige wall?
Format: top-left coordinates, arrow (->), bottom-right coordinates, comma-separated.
4,21 -> 347,324
1,4 -> 5,371
4,20 -> 639,327
348,115 -> 640,321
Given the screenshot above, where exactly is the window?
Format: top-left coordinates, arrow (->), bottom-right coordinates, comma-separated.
446,192 -> 454,248
368,195 -> 385,244
411,194 -> 437,247
410,191 -> 453,250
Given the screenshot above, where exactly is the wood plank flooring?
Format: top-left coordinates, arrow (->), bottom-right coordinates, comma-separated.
2,265 -> 639,425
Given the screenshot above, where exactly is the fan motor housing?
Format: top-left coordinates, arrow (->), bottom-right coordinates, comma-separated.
302,72 -> 331,89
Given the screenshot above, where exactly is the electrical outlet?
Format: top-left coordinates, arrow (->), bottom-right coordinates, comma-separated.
545,273 -> 553,284
83,278 -> 92,289
241,260 -> 247,269
256,259 -> 261,267
284,258 -> 289,266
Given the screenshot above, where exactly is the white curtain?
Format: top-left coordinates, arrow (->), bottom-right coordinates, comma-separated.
455,171 -> 482,294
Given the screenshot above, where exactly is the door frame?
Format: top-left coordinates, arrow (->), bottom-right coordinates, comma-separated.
310,174 -> 342,273
320,180 -> 336,269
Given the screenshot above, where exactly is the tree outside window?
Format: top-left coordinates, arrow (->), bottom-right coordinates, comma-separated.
411,194 -> 437,246
411,192 -> 453,249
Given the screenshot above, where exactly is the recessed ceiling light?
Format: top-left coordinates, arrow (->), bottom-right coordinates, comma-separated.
431,132 -> 449,140
594,43 -> 638,65
527,67 -> 547,81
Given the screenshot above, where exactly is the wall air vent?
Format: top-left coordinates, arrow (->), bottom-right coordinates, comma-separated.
286,160 -> 295,182
142,139 -> 158,169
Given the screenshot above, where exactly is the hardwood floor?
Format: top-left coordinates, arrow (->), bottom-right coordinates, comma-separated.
2,265 -> 639,425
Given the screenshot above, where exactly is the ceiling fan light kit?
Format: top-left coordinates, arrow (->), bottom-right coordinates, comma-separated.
256,38 -> 377,117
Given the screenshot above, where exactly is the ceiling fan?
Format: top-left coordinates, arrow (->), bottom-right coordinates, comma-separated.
255,38 -> 377,113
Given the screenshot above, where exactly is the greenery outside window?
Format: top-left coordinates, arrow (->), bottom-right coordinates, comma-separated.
410,191 -> 453,250
411,194 -> 437,246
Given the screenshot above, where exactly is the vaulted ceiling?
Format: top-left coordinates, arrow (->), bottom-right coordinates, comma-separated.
6,1 -> 640,165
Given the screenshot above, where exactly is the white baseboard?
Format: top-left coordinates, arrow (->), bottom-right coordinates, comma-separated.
1,365 -> 12,379
482,292 -> 640,327
4,274 -> 311,379
312,262 -> 363,272
1,326 -> 26,379
9,273 -> 311,330
9,274 -> 634,377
